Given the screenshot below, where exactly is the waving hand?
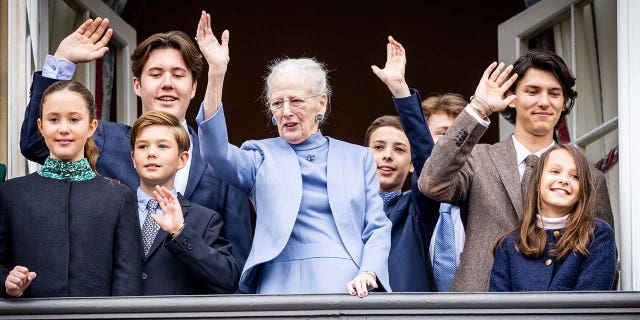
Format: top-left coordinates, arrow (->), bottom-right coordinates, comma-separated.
371,36 -> 411,98
54,18 -> 112,63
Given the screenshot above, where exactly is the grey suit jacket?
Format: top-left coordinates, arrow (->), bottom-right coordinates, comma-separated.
418,110 -> 614,292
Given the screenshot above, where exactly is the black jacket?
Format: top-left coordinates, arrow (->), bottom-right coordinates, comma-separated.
0,174 -> 142,297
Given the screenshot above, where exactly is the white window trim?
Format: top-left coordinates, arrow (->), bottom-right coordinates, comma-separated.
616,0 -> 640,291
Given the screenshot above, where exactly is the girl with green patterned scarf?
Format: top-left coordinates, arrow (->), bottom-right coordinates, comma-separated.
0,81 -> 142,298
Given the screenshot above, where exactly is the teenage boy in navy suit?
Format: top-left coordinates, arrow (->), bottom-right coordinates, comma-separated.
367,36 -> 439,292
130,110 -> 238,294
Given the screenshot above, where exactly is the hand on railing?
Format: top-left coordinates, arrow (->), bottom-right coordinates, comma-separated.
4,265 -> 36,298
346,271 -> 378,298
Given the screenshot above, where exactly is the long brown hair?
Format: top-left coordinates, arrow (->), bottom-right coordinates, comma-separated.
495,144 -> 595,261
40,81 -> 99,172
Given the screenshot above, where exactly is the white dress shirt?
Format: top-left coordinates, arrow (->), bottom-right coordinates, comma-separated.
172,121 -> 193,195
512,135 -> 554,180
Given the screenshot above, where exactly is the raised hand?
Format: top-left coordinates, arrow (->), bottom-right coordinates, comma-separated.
371,36 -> 410,98
54,18 -> 112,63
4,266 -> 36,297
473,62 -> 518,114
195,10 -> 230,76
151,185 -> 185,237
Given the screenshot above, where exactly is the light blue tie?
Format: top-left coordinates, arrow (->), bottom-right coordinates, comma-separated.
433,203 -> 456,292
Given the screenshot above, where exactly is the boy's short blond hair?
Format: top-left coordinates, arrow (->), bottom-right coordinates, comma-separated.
130,110 -> 190,153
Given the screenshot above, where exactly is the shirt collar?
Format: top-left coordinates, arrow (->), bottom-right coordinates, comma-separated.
289,131 -> 327,151
512,135 -> 555,166
536,213 -> 570,229
379,190 -> 402,204
136,187 -> 178,212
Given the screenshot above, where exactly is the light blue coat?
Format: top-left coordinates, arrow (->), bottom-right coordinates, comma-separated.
197,107 -> 391,293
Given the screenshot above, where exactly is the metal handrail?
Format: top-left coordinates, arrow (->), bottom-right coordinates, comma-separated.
571,116 -> 618,148
1,292 -> 639,319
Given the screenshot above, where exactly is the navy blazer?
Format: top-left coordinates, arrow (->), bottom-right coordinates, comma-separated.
20,72 -> 252,271
141,194 -> 239,295
0,174 -> 142,297
384,90 -> 439,292
490,218 -> 617,291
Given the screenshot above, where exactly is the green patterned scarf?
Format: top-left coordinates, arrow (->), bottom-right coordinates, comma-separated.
38,157 -> 96,181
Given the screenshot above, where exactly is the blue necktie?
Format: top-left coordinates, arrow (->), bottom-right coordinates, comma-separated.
433,203 -> 456,292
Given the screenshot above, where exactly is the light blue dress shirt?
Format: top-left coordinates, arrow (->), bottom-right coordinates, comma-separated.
42,54 -> 76,80
136,188 -> 178,228
430,204 -> 466,267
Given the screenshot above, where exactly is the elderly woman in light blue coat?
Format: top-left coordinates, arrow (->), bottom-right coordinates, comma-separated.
193,12 -> 391,296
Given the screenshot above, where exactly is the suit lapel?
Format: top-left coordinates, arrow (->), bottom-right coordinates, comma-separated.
184,127 -> 205,199
326,138 -> 346,222
144,194 -> 191,261
384,195 -> 406,225
488,137 -> 523,218
325,138 -> 358,263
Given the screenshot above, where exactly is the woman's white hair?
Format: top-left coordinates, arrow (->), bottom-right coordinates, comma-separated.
263,57 -> 332,122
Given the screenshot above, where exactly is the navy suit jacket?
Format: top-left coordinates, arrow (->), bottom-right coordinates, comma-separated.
20,72 -> 252,271
141,194 -> 239,295
384,90 -> 439,292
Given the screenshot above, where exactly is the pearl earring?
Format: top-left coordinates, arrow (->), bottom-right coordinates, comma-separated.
315,114 -> 324,122
271,117 -> 277,125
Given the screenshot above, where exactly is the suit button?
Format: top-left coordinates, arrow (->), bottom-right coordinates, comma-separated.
187,244 -> 193,250
553,231 -> 561,238
545,259 -> 552,266
141,272 -> 148,280
183,239 -> 188,245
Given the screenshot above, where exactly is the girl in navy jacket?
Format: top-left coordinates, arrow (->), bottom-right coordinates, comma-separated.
0,81 -> 142,298
490,144 -> 616,291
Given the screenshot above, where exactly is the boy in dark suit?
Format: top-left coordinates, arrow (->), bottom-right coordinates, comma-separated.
130,110 -> 238,295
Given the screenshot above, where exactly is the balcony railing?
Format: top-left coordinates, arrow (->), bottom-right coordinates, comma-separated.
1,292 -> 639,319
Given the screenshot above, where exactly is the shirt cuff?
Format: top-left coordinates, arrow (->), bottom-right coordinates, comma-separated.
464,104 -> 490,127
42,54 -> 76,80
